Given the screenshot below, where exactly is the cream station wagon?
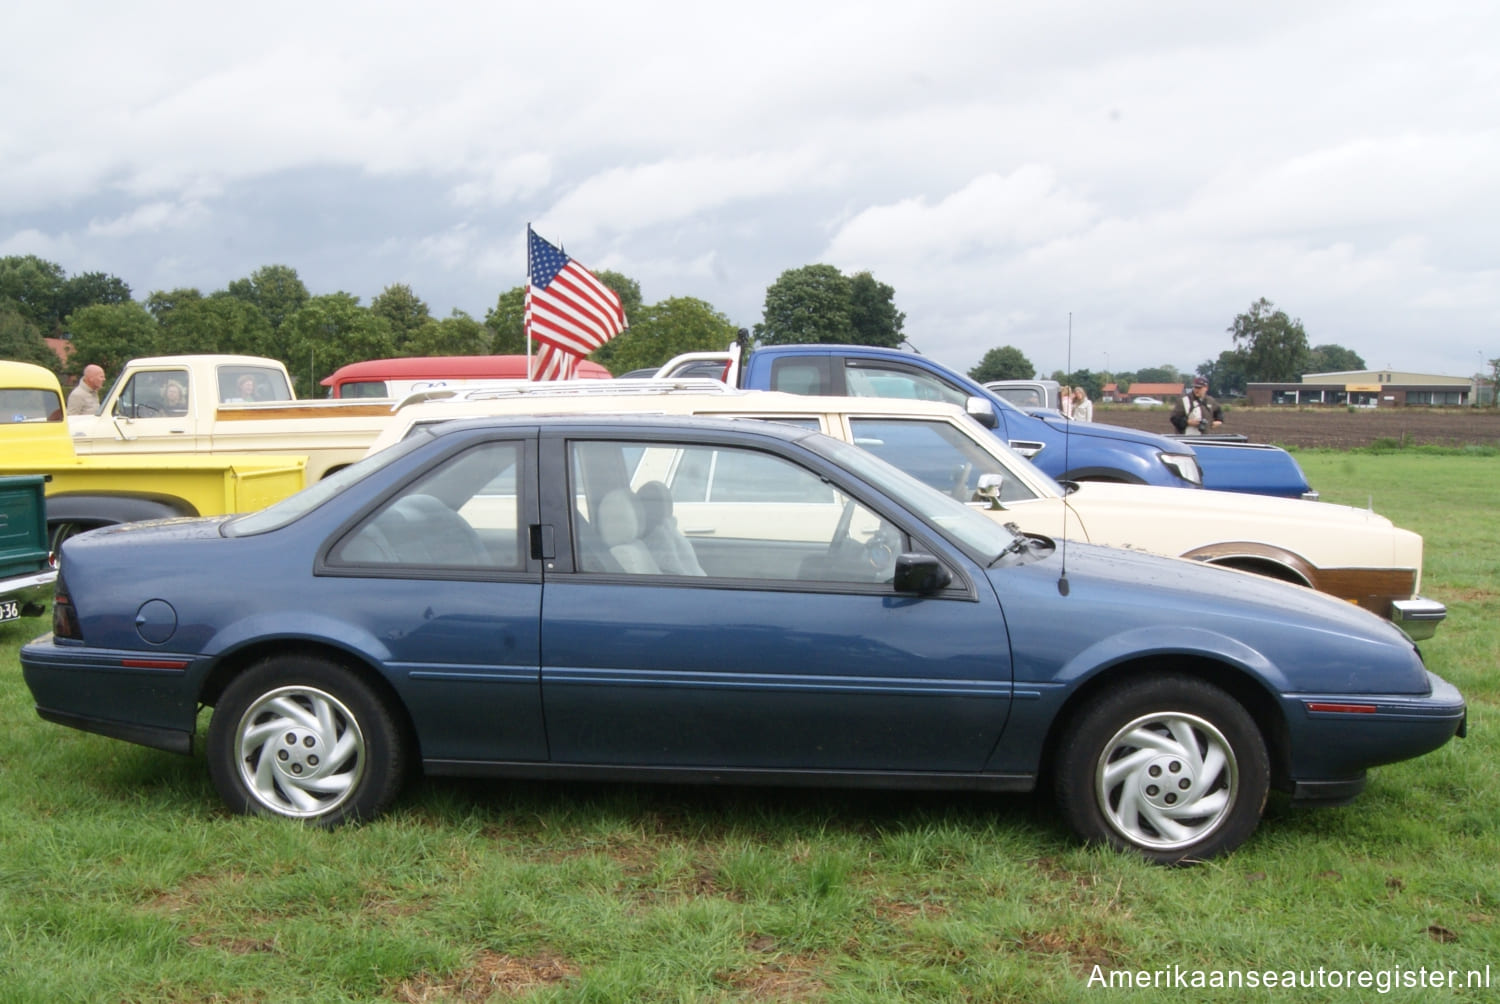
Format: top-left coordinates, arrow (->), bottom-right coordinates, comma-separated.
368,386 -> 1445,640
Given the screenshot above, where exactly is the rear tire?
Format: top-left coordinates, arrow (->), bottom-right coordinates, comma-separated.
207,655 -> 405,826
1054,674 -> 1269,863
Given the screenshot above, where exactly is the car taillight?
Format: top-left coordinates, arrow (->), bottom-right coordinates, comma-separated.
52,572 -> 81,641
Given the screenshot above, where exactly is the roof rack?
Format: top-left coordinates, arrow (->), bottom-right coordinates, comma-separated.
395,378 -> 737,409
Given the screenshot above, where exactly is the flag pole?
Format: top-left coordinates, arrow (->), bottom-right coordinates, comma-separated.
524,224 -> 535,381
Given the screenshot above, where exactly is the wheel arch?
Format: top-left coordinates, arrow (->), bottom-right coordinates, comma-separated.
197,638 -> 420,762
1039,655 -> 1293,794
1181,541 -> 1317,589
1058,466 -> 1145,485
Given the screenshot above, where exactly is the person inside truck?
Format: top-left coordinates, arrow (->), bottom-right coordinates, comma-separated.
161,380 -> 188,415
227,374 -> 261,402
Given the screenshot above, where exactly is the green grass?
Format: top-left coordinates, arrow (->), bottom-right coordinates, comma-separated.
3,454 -> 1497,1001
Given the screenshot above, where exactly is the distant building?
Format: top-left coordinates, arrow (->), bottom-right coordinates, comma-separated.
1121,382 -> 1184,402
1247,370 -> 1474,408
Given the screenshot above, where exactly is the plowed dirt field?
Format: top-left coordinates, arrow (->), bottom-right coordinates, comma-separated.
1096,406 -> 1500,450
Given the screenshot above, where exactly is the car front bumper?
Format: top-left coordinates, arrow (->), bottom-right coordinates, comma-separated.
1390,596 -> 1447,641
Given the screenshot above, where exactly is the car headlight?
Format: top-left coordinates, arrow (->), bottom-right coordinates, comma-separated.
1160,452 -> 1202,487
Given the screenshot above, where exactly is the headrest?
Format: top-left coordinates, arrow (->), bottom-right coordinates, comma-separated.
596,490 -> 642,547
635,480 -> 673,532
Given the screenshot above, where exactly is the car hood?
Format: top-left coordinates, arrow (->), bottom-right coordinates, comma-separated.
986,540 -> 1425,694
1027,412 -> 1190,453
1050,481 -> 1421,571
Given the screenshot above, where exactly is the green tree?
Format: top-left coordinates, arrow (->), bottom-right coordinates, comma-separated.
1305,343 -> 1366,373
63,301 -> 160,379
59,272 -> 132,321
755,264 -> 854,345
0,307 -> 60,372
847,271 -> 905,348
1198,350 -> 1249,397
484,287 -> 527,355
1228,298 -> 1310,382
0,255 -> 68,334
371,283 -> 432,352
282,293 -> 396,393
1063,369 -> 1104,400
601,297 -> 737,374
224,265 -> 310,335
1132,364 -> 1188,384
158,297 -> 276,357
146,287 -> 204,323
404,310 -> 492,357
968,345 -> 1034,382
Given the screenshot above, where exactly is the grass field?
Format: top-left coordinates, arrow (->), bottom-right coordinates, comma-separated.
2,450 -> 1496,1002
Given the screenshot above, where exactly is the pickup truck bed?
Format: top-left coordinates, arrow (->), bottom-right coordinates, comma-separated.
0,474 -> 54,622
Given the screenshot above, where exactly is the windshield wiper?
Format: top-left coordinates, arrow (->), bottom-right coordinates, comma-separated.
989,523 -> 1032,566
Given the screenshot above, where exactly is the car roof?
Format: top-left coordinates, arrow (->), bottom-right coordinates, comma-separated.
413,410 -> 824,445
372,389 -> 984,454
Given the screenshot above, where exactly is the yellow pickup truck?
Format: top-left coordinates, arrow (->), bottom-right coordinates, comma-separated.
2,361 -> 307,547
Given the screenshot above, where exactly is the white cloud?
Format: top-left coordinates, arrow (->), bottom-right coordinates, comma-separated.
87,200 -> 208,238
1,0 -> 1497,377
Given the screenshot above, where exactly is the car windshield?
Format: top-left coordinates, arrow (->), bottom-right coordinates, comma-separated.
224,430 -> 435,536
804,433 -> 1025,560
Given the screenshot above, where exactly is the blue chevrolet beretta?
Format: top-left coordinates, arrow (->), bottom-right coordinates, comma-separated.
21,415 -> 1465,863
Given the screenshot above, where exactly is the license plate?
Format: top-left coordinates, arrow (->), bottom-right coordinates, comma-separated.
0,599 -> 20,622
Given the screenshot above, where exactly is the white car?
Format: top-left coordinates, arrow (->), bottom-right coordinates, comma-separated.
370,388 -> 1445,639
1132,396 -> 1164,406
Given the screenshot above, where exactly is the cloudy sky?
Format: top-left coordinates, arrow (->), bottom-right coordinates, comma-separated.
4,0 -> 1496,379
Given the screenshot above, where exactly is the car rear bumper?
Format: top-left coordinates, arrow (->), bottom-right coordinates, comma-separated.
1,567 -> 56,619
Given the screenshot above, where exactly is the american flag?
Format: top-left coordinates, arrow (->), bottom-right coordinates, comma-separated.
525,227 -> 627,380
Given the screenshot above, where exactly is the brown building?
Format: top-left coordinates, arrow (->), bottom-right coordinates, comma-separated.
1120,382 -> 1184,403
1247,370 -> 1475,408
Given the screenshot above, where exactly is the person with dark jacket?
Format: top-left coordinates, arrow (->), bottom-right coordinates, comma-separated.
1171,376 -> 1223,435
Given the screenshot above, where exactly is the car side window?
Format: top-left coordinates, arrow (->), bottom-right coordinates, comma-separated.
219,367 -> 293,403
569,439 -> 902,585
1,387 -> 63,423
848,418 -> 1038,503
112,369 -> 190,418
844,363 -> 969,407
330,441 -> 522,570
767,358 -> 832,395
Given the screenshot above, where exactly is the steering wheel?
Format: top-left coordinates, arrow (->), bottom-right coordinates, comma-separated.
950,462 -> 973,500
828,498 -> 857,555
862,522 -> 901,578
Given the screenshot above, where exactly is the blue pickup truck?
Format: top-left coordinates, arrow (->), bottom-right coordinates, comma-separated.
656,343 -> 1315,498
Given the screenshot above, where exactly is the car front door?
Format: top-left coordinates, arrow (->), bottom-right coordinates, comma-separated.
536,430 -> 1013,773
322,436 -> 547,762
105,367 -> 200,450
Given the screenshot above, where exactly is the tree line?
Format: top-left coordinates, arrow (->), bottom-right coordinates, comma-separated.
1,254 -> 908,394
969,297 -> 1368,399
5,253 -> 1372,400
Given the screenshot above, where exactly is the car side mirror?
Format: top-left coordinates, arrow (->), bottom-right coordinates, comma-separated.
893,553 -> 952,594
972,473 -> 1005,509
965,396 -> 998,429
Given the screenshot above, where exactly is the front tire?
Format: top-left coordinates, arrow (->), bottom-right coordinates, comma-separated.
1054,675 -> 1269,863
207,655 -> 405,826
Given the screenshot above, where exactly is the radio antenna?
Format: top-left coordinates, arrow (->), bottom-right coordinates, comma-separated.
1058,312 -> 1072,596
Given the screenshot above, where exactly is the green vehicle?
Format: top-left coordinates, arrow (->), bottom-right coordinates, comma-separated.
0,474 -> 53,623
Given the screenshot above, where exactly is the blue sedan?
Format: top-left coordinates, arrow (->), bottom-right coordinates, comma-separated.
21,416 -> 1464,862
